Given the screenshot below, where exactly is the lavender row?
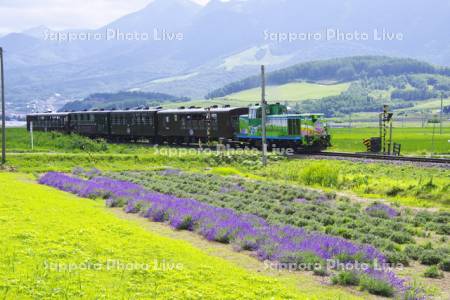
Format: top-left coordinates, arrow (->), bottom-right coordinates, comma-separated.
39,172 -> 408,295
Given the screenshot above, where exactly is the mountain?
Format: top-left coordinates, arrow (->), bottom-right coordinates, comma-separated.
1,0 -> 450,113
21,26 -> 52,39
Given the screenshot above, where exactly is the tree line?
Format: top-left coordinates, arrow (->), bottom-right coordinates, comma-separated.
60,91 -> 190,111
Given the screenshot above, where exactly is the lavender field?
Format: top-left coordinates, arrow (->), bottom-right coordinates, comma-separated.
38,170 -> 450,298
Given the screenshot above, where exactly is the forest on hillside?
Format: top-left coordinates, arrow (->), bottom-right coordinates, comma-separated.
296,74 -> 450,116
206,56 -> 450,99
206,56 -> 450,116
60,91 -> 190,111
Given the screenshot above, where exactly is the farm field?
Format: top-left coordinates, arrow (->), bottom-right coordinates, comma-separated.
397,97 -> 450,112
222,82 -> 351,103
329,127 -> 450,155
165,82 -> 350,108
34,169 -> 449,299
1,172 -> 326,299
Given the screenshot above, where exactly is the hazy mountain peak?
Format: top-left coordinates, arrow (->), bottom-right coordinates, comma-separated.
103,0 -> 201,31
142,0 -> 203,14
22,25 -> 52,38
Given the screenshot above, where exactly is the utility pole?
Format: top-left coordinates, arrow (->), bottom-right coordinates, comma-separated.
261,65 -> 267,166
1,47 -> 5,164
431,119 -> 436,156
349,113 -> 352,133
440,92 -> 444,135
30,121 -> 34,151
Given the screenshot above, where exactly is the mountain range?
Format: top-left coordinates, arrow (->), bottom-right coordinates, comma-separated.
1,0 -> 450,113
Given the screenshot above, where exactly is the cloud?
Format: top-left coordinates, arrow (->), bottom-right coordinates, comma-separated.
0,0 -> 209,34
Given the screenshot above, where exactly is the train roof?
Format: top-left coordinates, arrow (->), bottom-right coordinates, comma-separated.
65,108 -> 159,114
27,107 -> 249,117
268,113 -> 325,118
108,109 -> 159,113
158,107 -> 248,114
27,112 -> 70,116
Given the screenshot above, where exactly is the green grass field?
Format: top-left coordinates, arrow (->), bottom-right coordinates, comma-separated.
2,128 -> 449,208
224,82 -> 351,103
165,82 -> 350,108
1,172 -> 327,299
397,97 -> 450,112
4,125 -> 448,156
330,127 -> 450,155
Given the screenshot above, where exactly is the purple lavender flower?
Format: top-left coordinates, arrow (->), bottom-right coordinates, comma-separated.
40,172 -> 409,295
159,169 -> 182,176
219,183 -> 246,193
362,268 -> 408,294
294,198 -> 308,204
366,203 -> 400,219
72,167 -> 84,176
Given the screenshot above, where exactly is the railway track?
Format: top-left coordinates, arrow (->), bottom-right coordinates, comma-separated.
112,140 -> 450,165
294,151 -> 450,165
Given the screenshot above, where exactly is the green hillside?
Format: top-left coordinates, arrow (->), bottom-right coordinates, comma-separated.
165,82 -> 350,108
225,82 -> 350,103
201,56 -> 450,117
206,56 -> 450,99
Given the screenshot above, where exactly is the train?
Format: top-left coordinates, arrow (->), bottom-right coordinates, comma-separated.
26,103 -> 331,152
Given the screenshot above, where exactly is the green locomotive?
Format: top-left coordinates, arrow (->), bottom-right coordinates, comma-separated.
236,103 -> 331,152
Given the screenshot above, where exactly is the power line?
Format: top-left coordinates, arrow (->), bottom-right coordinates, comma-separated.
1,47 -> 5,164
440,92 -> 444,135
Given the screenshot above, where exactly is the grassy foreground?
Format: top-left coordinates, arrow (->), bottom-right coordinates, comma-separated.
0,172 -> 312,299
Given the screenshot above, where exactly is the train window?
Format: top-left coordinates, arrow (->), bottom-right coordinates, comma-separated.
165,116 -> 170,123
191,114 -> 203,121
174,114 -> 178,122
90,114 -> 95,122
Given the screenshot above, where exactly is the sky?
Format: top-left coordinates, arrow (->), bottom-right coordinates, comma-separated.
0,0 -> 210,35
